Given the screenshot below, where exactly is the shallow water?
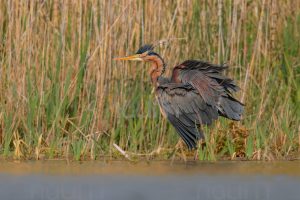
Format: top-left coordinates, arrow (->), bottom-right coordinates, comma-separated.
0,160 -> 299,200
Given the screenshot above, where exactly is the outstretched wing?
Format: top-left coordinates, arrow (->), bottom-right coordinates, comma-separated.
174,60 -> 244,121
156,83 -> 218,149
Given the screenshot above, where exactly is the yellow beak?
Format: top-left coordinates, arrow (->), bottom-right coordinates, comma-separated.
114,54 -> 143,61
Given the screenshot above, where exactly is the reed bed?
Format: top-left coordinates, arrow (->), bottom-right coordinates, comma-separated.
0,0 -> 299,161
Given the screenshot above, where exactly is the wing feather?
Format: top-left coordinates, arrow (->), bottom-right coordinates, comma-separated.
176,60 -> 244,121
156,60 -> 244,149
156,83 -> 218,149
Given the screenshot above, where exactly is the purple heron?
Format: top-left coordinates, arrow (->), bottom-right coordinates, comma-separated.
115,44 -> 244,149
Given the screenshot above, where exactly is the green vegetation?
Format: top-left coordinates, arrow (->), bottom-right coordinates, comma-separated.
0,1 -> 299,161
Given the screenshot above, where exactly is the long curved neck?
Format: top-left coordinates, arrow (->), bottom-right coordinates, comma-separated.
148,54 -> 166,86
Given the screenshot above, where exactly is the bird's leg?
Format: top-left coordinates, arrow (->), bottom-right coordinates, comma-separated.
169,138 -> 187,161
175,138 -> 187,161
175,138 -> 184,149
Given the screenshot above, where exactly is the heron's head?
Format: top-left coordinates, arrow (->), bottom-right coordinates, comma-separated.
114,44 -> 162,63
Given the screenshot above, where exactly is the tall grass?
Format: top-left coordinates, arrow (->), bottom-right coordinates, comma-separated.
0,0 -> 299,160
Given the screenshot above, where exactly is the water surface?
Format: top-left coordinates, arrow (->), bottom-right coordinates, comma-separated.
0,160 -> 299,200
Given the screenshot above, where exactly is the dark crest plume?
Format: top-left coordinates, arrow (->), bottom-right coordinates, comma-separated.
136,44 -> 154,54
